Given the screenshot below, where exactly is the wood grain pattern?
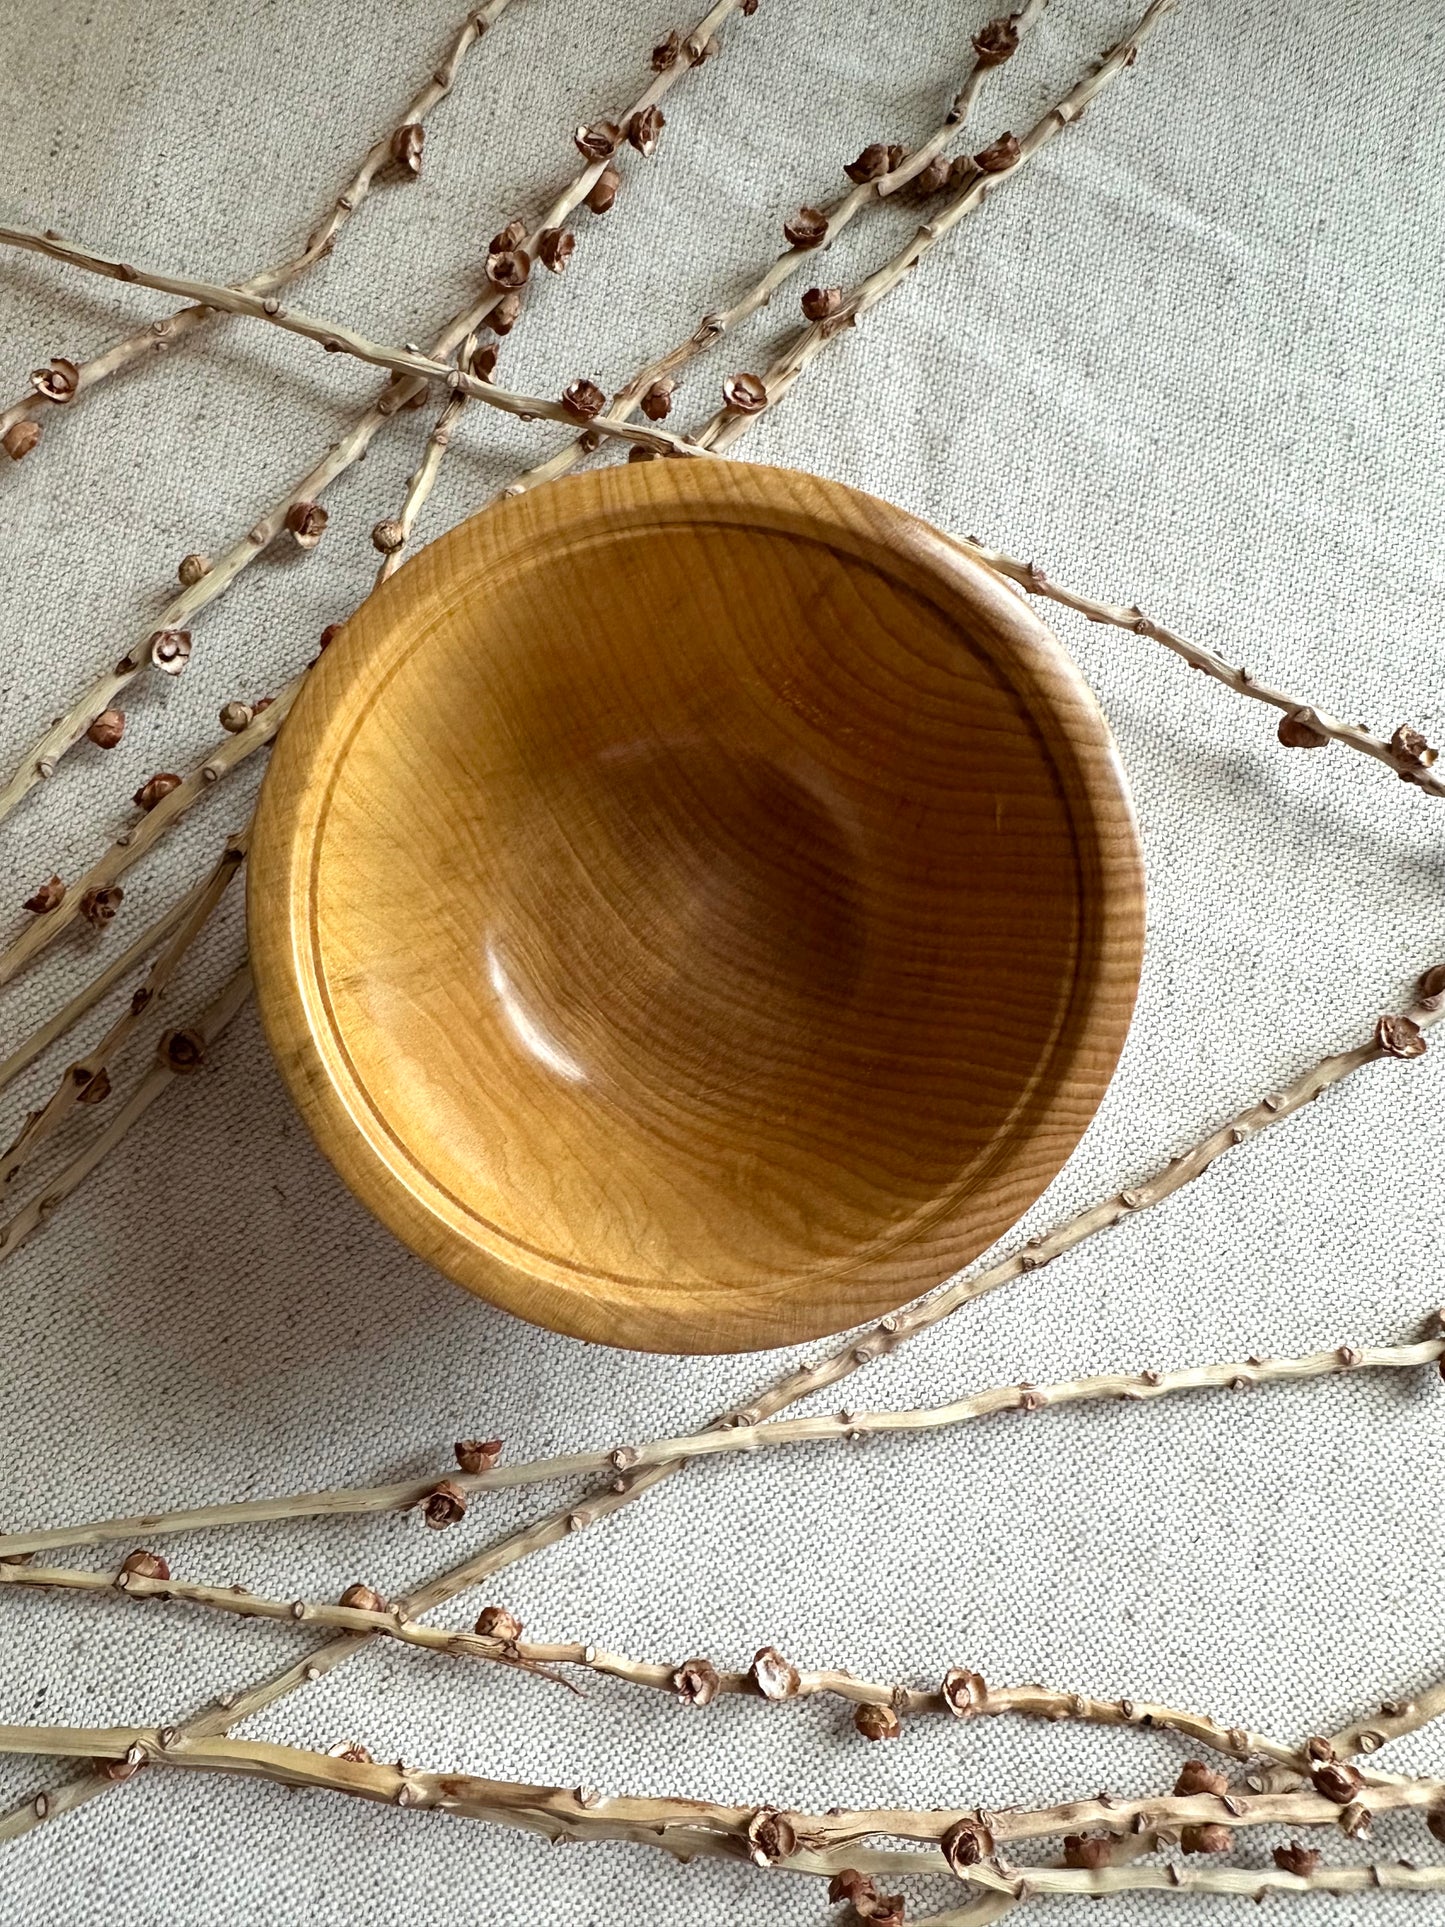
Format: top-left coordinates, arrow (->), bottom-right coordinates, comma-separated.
249,461 -> 1144,1353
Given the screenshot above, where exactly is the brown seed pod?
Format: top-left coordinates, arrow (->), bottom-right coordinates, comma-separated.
853,1701 -> 901,1742
469,342 -> 499,382
627,444 -> 658,463
1181,1823 -> 1233,1855
828,1870 -> 873,1906
30,356 -> 80,403
339,1583 -> 385,1614
1392,722 -> 1438,767
906,154 -> 952,200
371,519 -> 406,556
535,227 -> 576,275
671,1657 -> 720,1706
745,1807 -> 797,1866
941,1667 -> 987,1719
1417,962 -> 1445,1004
490,219 -> 527,254
157,1027 -> 206,1073
1277,707 -> 1331,749
972,15 -> 1020,63
284,501 -> 329,550
218,701 -> 255,734
584,163 -> 621,215
639,378 -> 676,421
1173,1760 -> 1230,1798
486,247 -> 530,290
783,206 -> 828,250
1310,1757 -> 1363,1805
453,1438 -> 502,1474
95,1754 -> 146,1782
149,629 -> 193,676
1376,1012 -> 1427,1059
940,1817 -> 993,1872
1273,1841 -> 1322,1875
561,378 -> 606,422
574,121 -> 620,162
1063,1833 -> 1113,1870
948,153 -> 979,190
80,885 -> 124,927
974,132 -> 1022,173
120,1548 -> 170,1582
390,121 -> 424,176
627,105 -> 665,157
177,552 -> 212,587
651,29 -> 681,68
421,1479 -> 468,1528
801,285 -> 843,322
23,875 -> 65,915
2,419 -> 41,461
86,709 -> 126,749
474,1605 -> 523,1641
486,291 -> 523,335
750,1645 -> 800,1700
76,1067 -> 111,1107
722,371 -> 767,413
133,772 -> 182,813
844,142 -> 892,184
853,1888 -> 904,1925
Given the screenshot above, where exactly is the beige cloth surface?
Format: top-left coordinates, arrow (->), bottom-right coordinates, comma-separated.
1,0 -> 1443,1918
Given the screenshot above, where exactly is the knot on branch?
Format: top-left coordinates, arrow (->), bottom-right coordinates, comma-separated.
177,552 -> 212,587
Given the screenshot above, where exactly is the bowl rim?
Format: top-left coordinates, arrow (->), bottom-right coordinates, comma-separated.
249,458 -> 1145,1353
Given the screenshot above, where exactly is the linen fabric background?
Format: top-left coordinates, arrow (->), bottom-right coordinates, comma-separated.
0,0 -> 1441,1919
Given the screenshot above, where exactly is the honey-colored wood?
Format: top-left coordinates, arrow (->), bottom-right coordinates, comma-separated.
249,461 -> 1144,1353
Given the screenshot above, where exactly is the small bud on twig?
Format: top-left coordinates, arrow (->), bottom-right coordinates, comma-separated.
1173,1761 -> 1229,1797
80,885 -> 123,927
722,371 -> 767,413
972,15 -> 1021,64
133,772 -> 182,813
219,701 -> 255,734
561,378 -> 605,422
574,121 -> 620,161
1376,1013 -> 1427,1059
942,1668 -> 987,1718
801,285 -> 843,321
285,501 -> 329,550
486,248 -> 530,290
2,420 -> 40,461
490,220 -> 526,254
1181,1823 -> 1232,1855
120,1548 -> 170,1582
1391,723 -> 1438,769
1064,1834 -> 1113,1870
86,709 -> 125,749
584,163 -> 621,214
30,356 -> 80,403
485,291 -> 523,334
627,105 -> 665,156
941,1817 -> 994,1871
24,876 -> 65,915
1310,1757 -> 1363,1805
157,1027 -> 206,1073
1273,1841 -> 1321,1875
339,1584 -> 386,1614
177,552 -> 212,586
651,29 -> 681,68
853,1702 -> 901,1742
844,143 -> 892,184
974,132 -> 1022,173
745,1807 -> 797,1866
784,206 -> 828,249
672,1657 -> 720,1706
750,1645 -> 800,1700
371,519 -> 406,556
390,122 -> 424,176
454,1438 -> 502,1474
535,228 -> 575,275
149,630 -> 192,676
474,1605 -> 523,1641
1277,707 -> 1331,749
639,378 -> 676,421
420,1479 -> 468,1528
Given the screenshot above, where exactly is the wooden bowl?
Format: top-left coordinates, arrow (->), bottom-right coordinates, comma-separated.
250,461 -> 1143,1353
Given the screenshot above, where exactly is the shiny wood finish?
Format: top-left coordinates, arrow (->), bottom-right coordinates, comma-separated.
249,461 -> 1144,1353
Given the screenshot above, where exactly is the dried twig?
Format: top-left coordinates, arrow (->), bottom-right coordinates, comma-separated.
2,1721 -> 1443,1864
0,0 -> 756,828
693,0 -> 1175,452
0,834 -> 246,1189
0,964 -> 251,1266
373,375 -> 471,586
912,1862 -> 1445,1914
0,0 -> 517,456
0,222 -> 718,460
502,0 -> 1048,501
0,681 -> 297,990
5,1324 -> 1439,1561
958,537 -> 1445,795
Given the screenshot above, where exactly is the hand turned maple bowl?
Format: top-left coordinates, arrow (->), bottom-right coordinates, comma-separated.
250,460 -> 1143,1354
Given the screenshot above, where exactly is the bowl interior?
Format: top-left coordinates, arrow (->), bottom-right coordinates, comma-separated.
252,463 -> 1143,1351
